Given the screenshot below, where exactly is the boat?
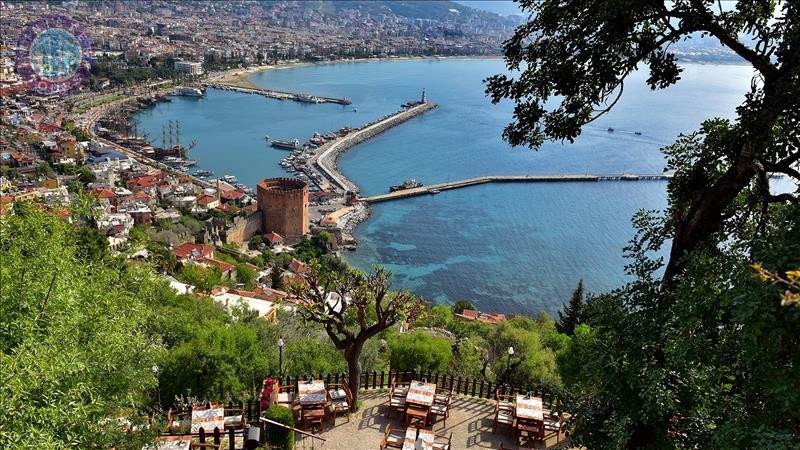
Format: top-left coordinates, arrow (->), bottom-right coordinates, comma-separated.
222,175 -> 238,183
607,127 -> 615,132
176,86 -> 204,97
271,139 -> 301,150
634,131 -> 642,135
264,135 -> 270,140
193,169 -> 214,177
429,189 -> 441,195
296,94 -> 321,104
389,179 -> 423,192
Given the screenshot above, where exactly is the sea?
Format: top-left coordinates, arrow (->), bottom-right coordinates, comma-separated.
132,58 -> 760,315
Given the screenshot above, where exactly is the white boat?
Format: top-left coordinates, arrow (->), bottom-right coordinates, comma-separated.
176,86 -> 204,97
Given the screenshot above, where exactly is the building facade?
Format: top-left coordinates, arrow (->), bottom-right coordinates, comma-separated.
257,178 -> 308,242
174,60 -> 203,75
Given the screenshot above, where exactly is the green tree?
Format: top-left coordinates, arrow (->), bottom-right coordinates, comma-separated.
556,279 -> 585,335
487,317 -> 561,390
292,266 -> 425,411
235,262 -> 257,290
389,331 -> 453,373
451,299 -> 474,314
0,208 -> 160,448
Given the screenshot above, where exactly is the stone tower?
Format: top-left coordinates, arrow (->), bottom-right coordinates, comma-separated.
256,178 -> 309,242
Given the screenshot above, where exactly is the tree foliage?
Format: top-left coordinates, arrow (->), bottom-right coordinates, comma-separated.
557,279 -> 585,335
389,331 -> 453,373
487,0 -> 800,281
0,208 -> 160,448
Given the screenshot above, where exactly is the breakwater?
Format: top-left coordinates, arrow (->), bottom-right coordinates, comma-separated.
205,82 -> 352,105
363,173 -> 673,203
312,102 -> 439,192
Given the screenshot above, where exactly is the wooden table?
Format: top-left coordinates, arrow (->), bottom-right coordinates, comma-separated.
297,379 -> 327,405
402,427 -> 434,450
191,407 -> 225,433
406,380 -> 437,407
515,395 -> 543,421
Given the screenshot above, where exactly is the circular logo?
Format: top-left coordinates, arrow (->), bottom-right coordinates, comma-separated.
16,15 -> 92,95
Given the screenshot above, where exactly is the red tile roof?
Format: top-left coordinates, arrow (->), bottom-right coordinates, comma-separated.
173,242 -> 214,261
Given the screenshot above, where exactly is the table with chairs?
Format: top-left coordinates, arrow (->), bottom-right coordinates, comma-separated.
388,378 -> 452,430
492,389 -> 567,445
380,423 -> 452,450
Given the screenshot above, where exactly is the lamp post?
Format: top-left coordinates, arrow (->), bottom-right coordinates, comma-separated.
278,337 -> 285,378
151,364 -> 161,409
504,346 -> 514,385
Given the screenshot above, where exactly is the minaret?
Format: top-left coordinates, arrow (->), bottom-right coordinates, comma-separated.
421,88 -> 426,103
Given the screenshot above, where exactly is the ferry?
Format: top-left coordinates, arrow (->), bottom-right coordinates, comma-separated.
176,86 -> 204,97
389,179 -> 423,192
271,139 -> 301,150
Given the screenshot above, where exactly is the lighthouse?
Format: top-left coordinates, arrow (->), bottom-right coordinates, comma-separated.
421,88 -> 426,103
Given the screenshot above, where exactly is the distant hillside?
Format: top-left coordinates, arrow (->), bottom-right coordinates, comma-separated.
261,0 -> 519,25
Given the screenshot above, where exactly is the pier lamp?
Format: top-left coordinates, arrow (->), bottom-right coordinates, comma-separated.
504,346 -> 515,385
278,338 -> 285,377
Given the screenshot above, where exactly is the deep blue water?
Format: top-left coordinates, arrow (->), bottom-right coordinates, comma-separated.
133,59 -> 757,315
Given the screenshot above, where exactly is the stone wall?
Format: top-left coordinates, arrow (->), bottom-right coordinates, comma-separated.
225,211 -> 262,245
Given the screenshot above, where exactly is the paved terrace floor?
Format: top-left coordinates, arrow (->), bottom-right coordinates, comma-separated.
297,390 -> 575,450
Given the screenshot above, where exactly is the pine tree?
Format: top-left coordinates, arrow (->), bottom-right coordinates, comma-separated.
557,279 -> 585,335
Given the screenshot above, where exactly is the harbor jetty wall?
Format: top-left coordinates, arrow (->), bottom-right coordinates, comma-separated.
315,102 -> 438,192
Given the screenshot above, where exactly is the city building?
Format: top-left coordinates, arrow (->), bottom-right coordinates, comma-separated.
174,60 -> 204,75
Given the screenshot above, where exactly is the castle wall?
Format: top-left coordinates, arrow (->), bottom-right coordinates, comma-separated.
225,211 -> 262,245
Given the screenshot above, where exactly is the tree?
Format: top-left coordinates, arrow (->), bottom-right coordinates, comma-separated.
270,266 -> 284,289
389,331 -> 453,373
556,279 -> 585,335
0,208 -> 159,448
451,299 -> 474,314
486,0 -> 800,283
292,266 -> 425,411
235,262 -> 257,290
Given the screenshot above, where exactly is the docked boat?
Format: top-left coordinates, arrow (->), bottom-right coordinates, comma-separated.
271,139 -> 301,150
297,94 -> 321,103
429,189 -> 441,195
176,86 -> 204,97
193,169 -> 214,177
389,179 -> 423,192
221,175 -> 238,183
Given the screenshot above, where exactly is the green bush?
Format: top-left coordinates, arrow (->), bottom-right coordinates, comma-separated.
389,331 -> 452,373
264,405 -> 294,449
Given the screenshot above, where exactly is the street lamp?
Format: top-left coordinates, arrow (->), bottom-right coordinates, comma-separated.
151,364 -> 161,409
504,346 -> 514,385
278,338 -> 285,378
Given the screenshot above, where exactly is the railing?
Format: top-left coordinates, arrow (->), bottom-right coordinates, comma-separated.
260,417 -> 326,450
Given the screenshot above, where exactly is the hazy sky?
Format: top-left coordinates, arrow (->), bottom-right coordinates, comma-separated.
454,0 -> 524,17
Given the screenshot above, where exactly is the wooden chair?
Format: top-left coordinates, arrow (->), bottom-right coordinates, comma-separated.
391,376 -> 409,398
434,387 -> 452,406
387,389 -> 406,418
405,404 -> 429,428
429,394 -> 451,429
275,384 -> 296,407
515,418 -> 544,445
379,423 -> 405,449
166,408 -> 191,433
301,406 -> 326,432
432,431 -> 453,450
222,403 -> 247,430
492,401 -> 514,434
328,380 -> 352,425
495,389 -> 514,412
542,406 -> 569,444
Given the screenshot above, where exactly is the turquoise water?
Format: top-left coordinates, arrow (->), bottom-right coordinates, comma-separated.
133,59 -> 756,315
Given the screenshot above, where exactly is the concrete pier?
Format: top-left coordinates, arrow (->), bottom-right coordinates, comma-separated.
311,102 -> 439,192
205,82 -> 352,105
363,173 -> 673,203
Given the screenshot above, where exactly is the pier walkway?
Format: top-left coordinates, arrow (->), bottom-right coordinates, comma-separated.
205,82 -> 352,105
312,102 -> 439,192
363,173 -> 673,203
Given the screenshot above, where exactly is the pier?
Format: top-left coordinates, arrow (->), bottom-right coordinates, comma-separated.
205,82 -> 352,105
362,173 -> 673,203
311,102 -> 439,192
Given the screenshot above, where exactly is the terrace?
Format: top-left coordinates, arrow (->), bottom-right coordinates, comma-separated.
154,371 -> 573,450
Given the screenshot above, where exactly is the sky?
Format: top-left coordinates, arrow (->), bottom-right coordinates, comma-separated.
454,0 -> 524,17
